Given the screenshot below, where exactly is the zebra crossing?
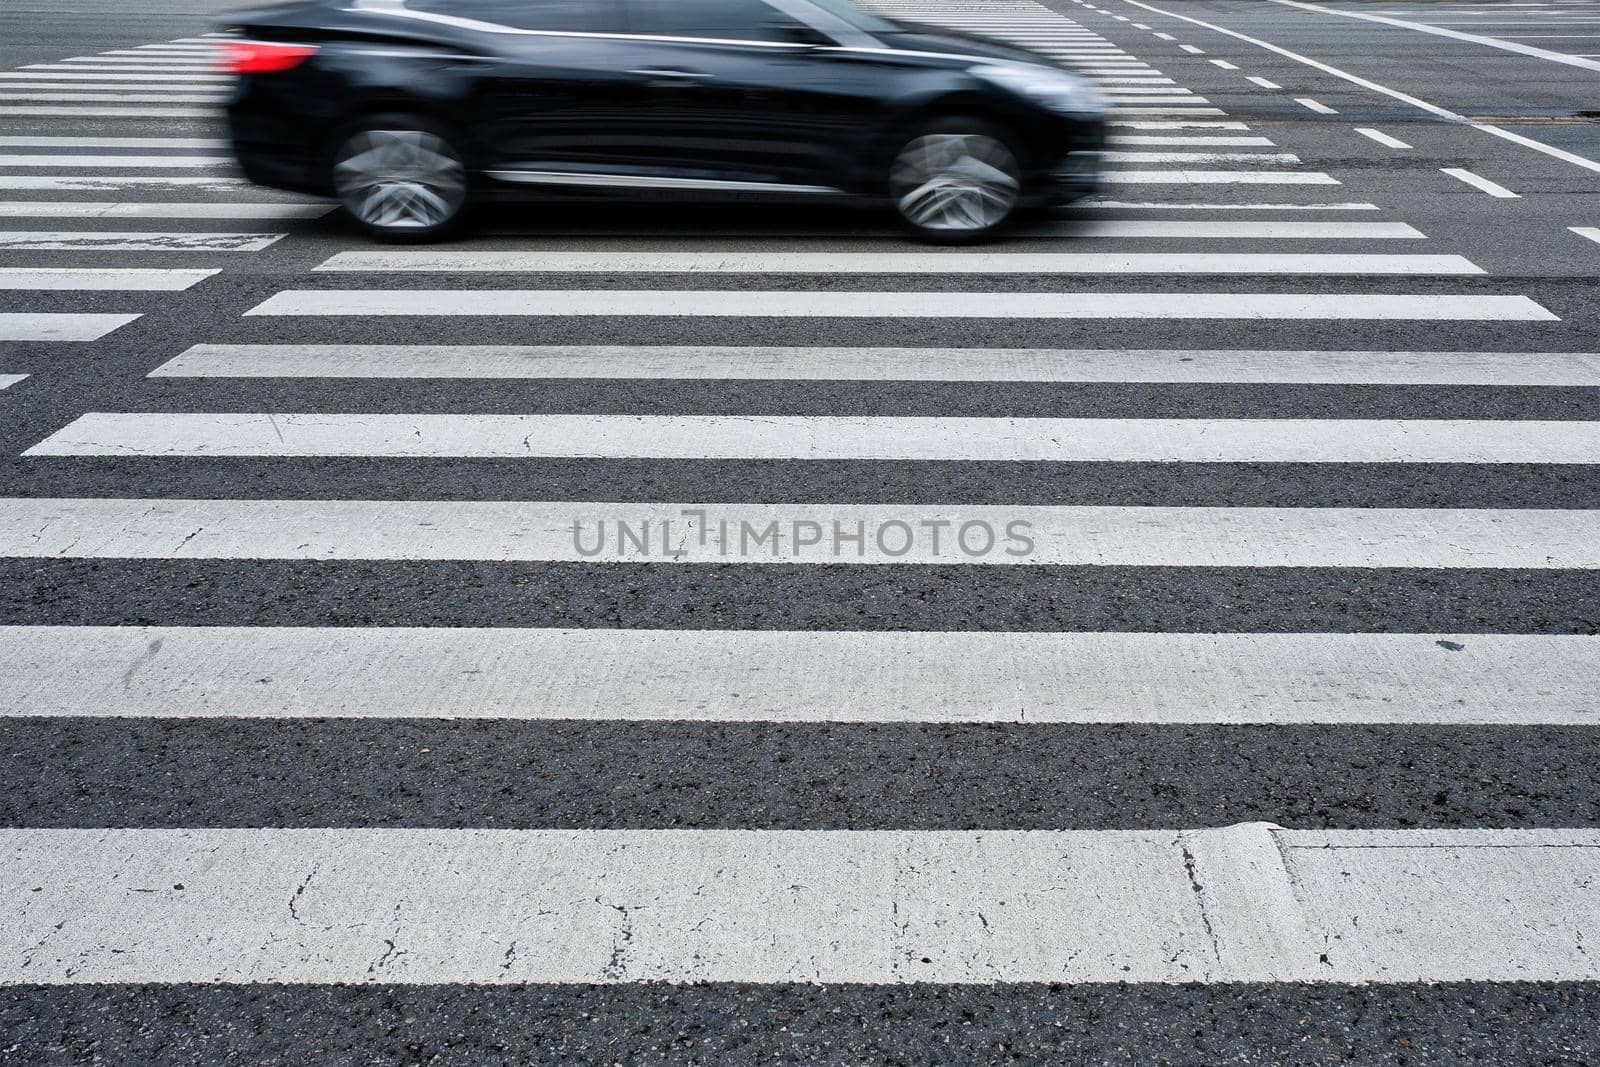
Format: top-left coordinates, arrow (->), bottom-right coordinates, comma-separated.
4,0 -> 1600,1055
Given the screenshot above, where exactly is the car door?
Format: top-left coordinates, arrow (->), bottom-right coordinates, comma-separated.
619,0 -> 889,189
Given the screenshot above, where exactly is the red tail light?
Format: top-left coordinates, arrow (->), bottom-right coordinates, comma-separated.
223,41 -> 319,74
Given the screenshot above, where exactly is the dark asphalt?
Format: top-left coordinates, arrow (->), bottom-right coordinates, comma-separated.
4,0 -> 1600,1061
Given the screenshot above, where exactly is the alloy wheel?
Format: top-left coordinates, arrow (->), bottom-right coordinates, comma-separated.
890,132 -> 1021,232
334,128 -> 466,231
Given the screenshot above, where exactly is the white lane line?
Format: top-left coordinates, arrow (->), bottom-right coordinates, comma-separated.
30,415 -> 1596,464
0,92 -> 226,103
313,251 -> 1478,275
1109,119 -> 1250,128
0,268 -> 219,291
1211,58 -> 1240,68
1114,107 -> 1230,115
149,345 -> 1600,385
0,106 -> 215,118
5,498 -> 1600,567
0,154 -> 227,168
26,61 -> 223,70
1080,199 -> 1380,209
1246,75 -> 1283,88
0,200 -> 330,219
1443,167 -> 1520,197
1089,76 -> 1177,83
243,289 -> 1552,320
0,176 -> 250,189
0,375 -> 25,390
1572,226 -> 1600,246
1295,96 -> 1339,113
1355,127 -> 1413,148
1266,0 -> 1600,72
1117,0 -> 1600,177
7,825 -> 1600,984
0,136 -> 226,148
0,231 -> 281,251
0,72 -> 229,82
1064,220 -> 1422,237
9,626 -> 1598,726
1153,30 -> 1176,38
1102,150 -> 1298,162
1180,43 -> 1205,52
0,314 -> 139,341
1100,85 -> 1196,94
1102,170 -> 1339,183
1111,134 -> 1275,144
1103,94 -> 1211,103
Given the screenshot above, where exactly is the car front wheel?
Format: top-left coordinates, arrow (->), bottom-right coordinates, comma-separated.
332,120 -> 468,242
889,120 -> 1023,244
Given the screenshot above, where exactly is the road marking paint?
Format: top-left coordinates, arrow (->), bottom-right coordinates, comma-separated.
0,175 -> 249,189
1103,150 -> 1298,162
1113,107 -> 1229,115
1572,225 -> 1600,246
314,251 -> 1473,274
1180,43 -> 1204,52
0,72 -> 230,82
1102,169 -> 1338,183
1109,119 -> 1250,128
150,345 -> 1600,385
0,375 -> 25,390
1111,134 -> 1275,144
0,268 -> 219,290
1078,198 -> 1382,208
243,289 -> 1550,320
1246,75 -> 1282,88
0,313 -> 139,341
1355,127 -> 1413,148
0,154 -> 228,168
0,92 -> 226,103
1101,85 -> 1195,94
30,415 -> 1594,465
7,825 -> 1600,984
1117,0 -> 1600,177
1211,58 -> 1240,68
1153,30 -> 1176,39
1089,76 -> 1177,83
0,231 -> 282,251
8,626 -> 1598,725
0,136 -> 227,148
1443,167 -> 1520,197
0,106 -> 215,118
0,199 -> 328,219
1295,96 -> 1338,113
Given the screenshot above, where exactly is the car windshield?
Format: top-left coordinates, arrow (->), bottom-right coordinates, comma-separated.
796,0 -> 897,34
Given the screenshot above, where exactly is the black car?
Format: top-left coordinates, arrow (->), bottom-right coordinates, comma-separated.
222,0 -> 1107,242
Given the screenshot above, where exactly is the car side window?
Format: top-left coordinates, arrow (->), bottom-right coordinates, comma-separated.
627,0 -> 818,43
408,0 -> 627,34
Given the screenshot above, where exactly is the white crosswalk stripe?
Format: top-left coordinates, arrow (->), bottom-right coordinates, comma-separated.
5,0 -> 1598,1027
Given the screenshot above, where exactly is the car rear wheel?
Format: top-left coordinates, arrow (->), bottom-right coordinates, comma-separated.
889,119 -> 1022,244
332,120 -> 468,242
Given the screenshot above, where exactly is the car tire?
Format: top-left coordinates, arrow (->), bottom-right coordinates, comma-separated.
887,118 -> 1023,245
331,116 -> 469,242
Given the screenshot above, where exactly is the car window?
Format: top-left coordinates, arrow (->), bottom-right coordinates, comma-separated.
628,0 -> 812,43
406,0 -> 626,34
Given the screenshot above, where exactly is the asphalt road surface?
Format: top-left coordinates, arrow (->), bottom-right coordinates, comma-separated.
3,0 -> 1600,1063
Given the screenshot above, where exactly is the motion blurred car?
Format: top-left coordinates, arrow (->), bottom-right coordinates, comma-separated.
222,0 -> 1107,242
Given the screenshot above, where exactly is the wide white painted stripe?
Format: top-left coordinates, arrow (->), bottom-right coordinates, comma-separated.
0,231 -> 281,251
1355,127 -> 1412,148
0,175 -> 249,189
149,345 -> 1600,385
27,62 -> 223,70
1180,43 -> 1204,53
0,313 -> 138,341
0,374 -> 25,390
1102,150 -> 1298,163
13,627 -> 1594,724
0,136 -> 226,148
1102,170 -> 1339,184
1572,226 -> 1600,247
1072,220 -> 1422,238
7,498 -> 1595,567
1103,95 -> 1211,103
1111,134 -> 1275,145
0,200 -> 329,219
28,414 -> 1600,464
0,106 -> 214,118
1089,76 -> 1176,83
1296,96 -> 1339,113
0,154 -> 227,167
1246,75 -> 1283,88
1212,59 -> 1240,69
1114,107 -> 1229,115
313,251 -> 1480,275
1079,199 -> 1380,210
1109,120 -> 1250,128
0,267 -> 218,291
1100,86 -> 1196,94
244,289 -> 1554,320
5,825 -> 1598,984
0,72 -> 229,82
0,92 -> 226,103
1443,167 -> 1520,197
